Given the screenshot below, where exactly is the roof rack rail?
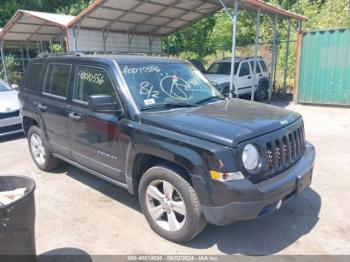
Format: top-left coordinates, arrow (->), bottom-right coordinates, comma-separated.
37,52 -> 84,58
88,51 -> 149,56
244,56 -> 263,60
223,56 -> 242,60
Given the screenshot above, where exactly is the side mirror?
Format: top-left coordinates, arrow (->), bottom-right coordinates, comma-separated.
88,95 -> 122,114
11,84 -> 20,91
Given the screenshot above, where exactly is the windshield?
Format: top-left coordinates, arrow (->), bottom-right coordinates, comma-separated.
206,62 -> 239,75
0,81 -> 11,92
121,62 -> 223,110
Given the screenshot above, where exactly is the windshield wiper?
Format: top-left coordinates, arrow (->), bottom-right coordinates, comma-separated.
141,102 -> 198,111
195,96 -> 225,105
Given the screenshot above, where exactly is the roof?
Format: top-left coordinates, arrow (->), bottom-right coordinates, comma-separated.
0,10 -> 75,42
68,0 -> 308,36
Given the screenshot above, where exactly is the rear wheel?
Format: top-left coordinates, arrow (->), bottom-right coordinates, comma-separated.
255,82 -> 269,101
28,126 -> 61,171
139,165 -> 207,242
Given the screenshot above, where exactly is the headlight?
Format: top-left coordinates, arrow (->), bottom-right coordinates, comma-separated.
242,144 -> 260,171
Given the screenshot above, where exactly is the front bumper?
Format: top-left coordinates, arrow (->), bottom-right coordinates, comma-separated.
0,116 -> 23,137
197,142 -> 315,226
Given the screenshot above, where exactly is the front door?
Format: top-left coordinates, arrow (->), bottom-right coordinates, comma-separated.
66,65 -> 126,182
236,61 -> 253,95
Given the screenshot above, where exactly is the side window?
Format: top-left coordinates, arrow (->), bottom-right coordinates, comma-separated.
25,63 -> 44,92
239,62 -> 251,76
260,60 -> 268,72
44,64 -> 71,98
74,66 -> 118,104
250,61 -> 261,74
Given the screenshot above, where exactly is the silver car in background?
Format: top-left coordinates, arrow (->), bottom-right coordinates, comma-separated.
0,80 -> 23,137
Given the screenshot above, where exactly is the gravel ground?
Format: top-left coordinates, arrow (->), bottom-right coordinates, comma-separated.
0,102 -> 349,257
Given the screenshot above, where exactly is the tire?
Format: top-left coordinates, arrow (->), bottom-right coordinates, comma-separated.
28,125 -> 61,171
222,87 -> 230,98
138,165 -> 207,243
255,82 -> 268,101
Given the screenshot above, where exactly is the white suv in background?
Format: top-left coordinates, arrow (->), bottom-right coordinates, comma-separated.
0,80 -> 23,137
205,57 -> 270,100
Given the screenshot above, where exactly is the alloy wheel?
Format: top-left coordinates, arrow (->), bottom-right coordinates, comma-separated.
145,180 -> 186,232
30,133 -> 46,165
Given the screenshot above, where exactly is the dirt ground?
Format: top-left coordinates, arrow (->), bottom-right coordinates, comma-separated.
0,102 -> 350,257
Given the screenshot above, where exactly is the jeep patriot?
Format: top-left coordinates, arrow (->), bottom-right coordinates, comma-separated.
19,55 -> 315,242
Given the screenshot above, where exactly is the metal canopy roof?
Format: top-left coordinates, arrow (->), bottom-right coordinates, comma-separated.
0,10 -> 75,42
68,0 -> 308,36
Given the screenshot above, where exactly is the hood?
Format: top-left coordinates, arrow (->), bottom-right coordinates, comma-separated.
204,74 -> 231,85
0,90 -> 20,113
140,99 -> 301,147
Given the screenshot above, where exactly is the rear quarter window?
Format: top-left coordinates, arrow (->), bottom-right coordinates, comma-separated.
250,61 -> 261,74
43,64 -> 72,98
25,63 -> 44,92
260,60 -> 268,72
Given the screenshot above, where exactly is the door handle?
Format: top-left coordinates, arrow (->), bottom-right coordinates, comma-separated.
34,102 -> 47,111
69,112 -> 82,121
247,76 -> 252,79
259,74 -> 263,77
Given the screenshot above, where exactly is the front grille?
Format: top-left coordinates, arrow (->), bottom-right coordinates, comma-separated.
264,123 -> 305,177
0,110 -> 20,120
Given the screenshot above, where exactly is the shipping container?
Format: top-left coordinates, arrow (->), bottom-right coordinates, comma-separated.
298,28 -> 350,105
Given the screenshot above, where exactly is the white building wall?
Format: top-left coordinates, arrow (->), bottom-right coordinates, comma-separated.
67,28 -> 161,54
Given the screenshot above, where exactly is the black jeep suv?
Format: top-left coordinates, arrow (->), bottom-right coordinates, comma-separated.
19,54 -> 315,242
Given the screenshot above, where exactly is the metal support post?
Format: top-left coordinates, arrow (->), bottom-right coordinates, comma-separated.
148,35 -> 155,55
102,29 -> 110,53
219,0 -> 238,99
269,15 -> 278,102
49,38 -> 53,53
128,33 -> 134,52
20,44 -> 26,72
251,8 -> 261,101
36,40 -> 40,54
25,41 -> 30,61
0,40 -> 8,83
282,19 -> 291,95
73,24 -> 81,52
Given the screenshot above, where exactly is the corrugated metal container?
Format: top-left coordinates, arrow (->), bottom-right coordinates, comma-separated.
298,28 -> 350,105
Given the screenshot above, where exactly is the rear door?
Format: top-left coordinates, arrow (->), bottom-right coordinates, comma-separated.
259,59 -> 270,79
250,59 -> 263,90
38,62 -> 72,157
236,61 -> 253,95
66,64 -> 126,182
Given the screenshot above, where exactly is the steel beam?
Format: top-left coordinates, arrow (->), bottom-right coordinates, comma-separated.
251,9 -> 261,101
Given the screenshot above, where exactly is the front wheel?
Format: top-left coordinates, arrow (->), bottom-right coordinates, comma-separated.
139,165 -> 207,242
